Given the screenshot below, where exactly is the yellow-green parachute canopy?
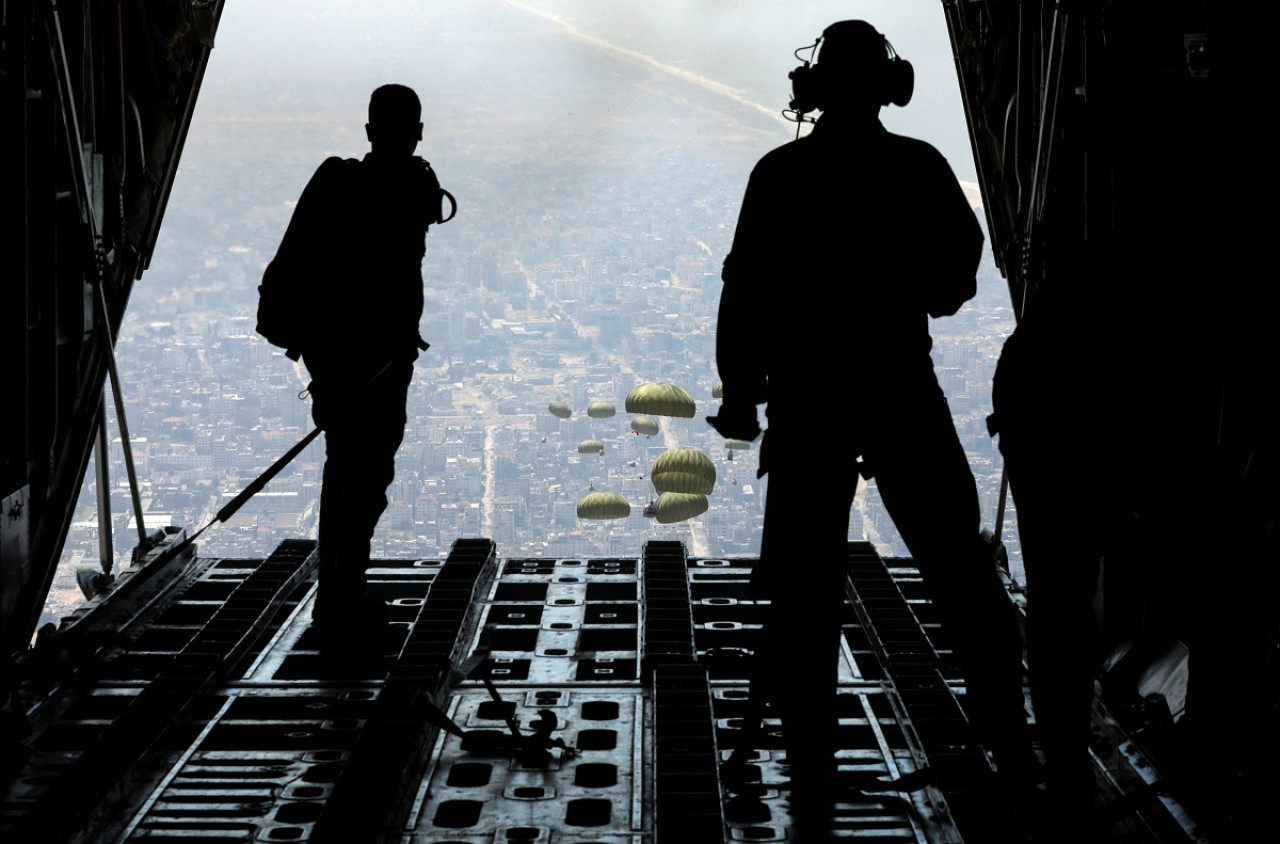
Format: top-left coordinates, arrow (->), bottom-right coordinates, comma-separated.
587,400 -> 617,419
656,492 -> 709,524
625,383 -> 696,418
577,491 -> 631,519
712,380 -> 724,399
650,448 -> 716,495
548,401 -> 572,419
724,439 -> 754,451
630,416 -> 660,437
578,439 -> 605,454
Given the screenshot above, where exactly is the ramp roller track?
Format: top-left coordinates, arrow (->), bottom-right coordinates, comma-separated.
6,538 -> 318,844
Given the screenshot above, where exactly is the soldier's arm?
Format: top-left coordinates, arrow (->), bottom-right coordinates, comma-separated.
923,151 -> 983,318
715,164 -> 773,411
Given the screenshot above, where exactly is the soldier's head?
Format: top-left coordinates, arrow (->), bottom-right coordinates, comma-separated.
808,21 -> 913,114
366,84 -> 423,157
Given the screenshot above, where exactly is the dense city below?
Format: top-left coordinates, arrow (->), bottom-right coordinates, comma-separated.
42,0 -> 1023,629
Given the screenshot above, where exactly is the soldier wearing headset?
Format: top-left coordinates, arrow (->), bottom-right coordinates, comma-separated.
709,20 -> 1036,837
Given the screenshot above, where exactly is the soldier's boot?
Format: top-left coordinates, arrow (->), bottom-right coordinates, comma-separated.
313,551 -> 391,654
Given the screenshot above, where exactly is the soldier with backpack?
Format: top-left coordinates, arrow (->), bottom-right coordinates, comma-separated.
258,83 -> 455,651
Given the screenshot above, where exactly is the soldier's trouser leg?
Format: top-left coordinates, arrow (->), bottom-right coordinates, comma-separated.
999,431 -> 1101,807
870,399 -> 1031,762
312,358 -> 412,621
754,432 -> 859,832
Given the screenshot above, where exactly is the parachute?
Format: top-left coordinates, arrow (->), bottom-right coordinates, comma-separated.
651,448 -> 716,479
586,401 -> 616,419
548,401 -> 572,419
630,416 -> 660,437
650,448 -> 716,495
577,491 -> 631,519
655,492 -> 709,524
578,439 -> 605,454
624,383 -> 695,418
724,439 -> 755,451
712,380 -> 724,399
652,471 -> 715,495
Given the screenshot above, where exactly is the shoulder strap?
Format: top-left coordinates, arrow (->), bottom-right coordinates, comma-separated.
418,159 -> 457,224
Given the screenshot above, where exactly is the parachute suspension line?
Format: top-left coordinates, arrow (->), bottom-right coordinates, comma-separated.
1023,2 -> 1068,263
51,1 -> 152,568
92,244 -> 149,564
47,1 -> 150,570
93,402 -> 114,578
993,466 -> 1009,545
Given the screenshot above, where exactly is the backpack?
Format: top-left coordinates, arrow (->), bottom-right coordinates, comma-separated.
255,255 -> 311,360
256,156 -> 455,360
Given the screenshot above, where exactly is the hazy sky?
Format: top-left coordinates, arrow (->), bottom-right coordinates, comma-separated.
204,0 -> 978,181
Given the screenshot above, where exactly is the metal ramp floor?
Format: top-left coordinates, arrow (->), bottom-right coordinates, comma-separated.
3,535 -> 1204,843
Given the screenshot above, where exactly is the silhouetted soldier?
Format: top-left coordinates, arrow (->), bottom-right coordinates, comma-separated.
989,286 -> 1119,834
710,21 -> 1033,836
260,84 -> 453,650
987,11 -> 1280,836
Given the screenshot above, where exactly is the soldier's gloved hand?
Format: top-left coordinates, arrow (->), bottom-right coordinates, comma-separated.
707,401 -> 761,442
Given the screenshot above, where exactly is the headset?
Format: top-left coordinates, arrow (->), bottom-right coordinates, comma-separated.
785,21 -> 914,129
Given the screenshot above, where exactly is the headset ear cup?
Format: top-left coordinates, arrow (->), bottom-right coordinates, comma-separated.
789,63 -> 820,114
887,56 -> 914,107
